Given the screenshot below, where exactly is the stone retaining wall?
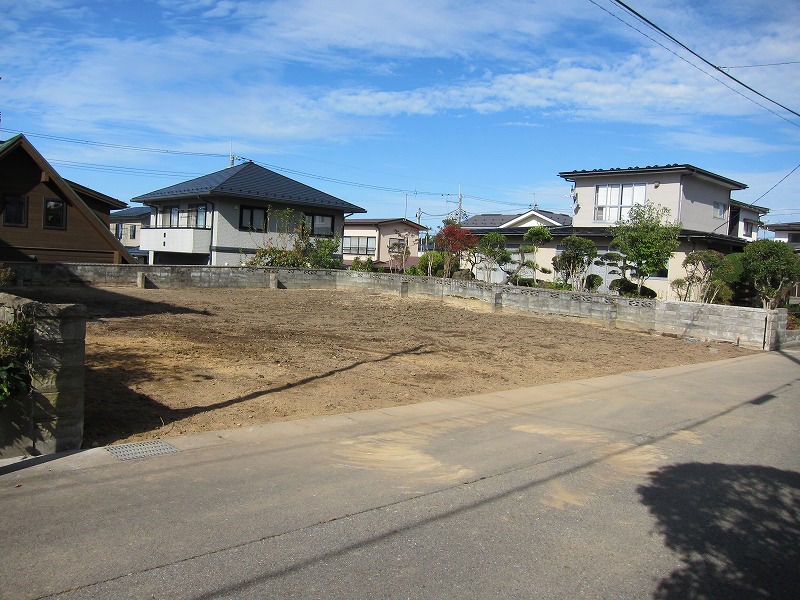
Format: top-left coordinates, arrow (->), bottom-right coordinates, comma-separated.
0,292 -> 87,458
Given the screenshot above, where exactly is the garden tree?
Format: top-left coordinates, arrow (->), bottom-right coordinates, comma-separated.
522,226 -> 554,284
349,256 -> 374,272
435,224 -> 478,278
551,235 -> 597,291
741,239 -> 800,309
246,209 -> 343,269
417,250 -> 450,277
673,250 -> 734,303
610,204 -> 682,296
478,232 -> 514,283
0,307 -> 31,405
387,233 -> 411,273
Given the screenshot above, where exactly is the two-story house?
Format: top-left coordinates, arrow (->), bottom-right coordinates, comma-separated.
110,206 -> 152,263
764,221 -> 800,300
342,218 -> 428,271
463,165 -> 768,297
133,161 -> 366,265
0,134 -> 134,264
556,165 -> 768,298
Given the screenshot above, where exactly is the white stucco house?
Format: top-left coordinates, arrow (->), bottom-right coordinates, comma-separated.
342,218 -> 428,270
463,165 -> 769,298
133,162 -> 366,265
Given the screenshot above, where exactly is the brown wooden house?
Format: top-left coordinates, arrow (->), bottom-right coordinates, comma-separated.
0,134 -> 133,264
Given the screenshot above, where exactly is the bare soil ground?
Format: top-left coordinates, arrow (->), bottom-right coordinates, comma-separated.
15,286 -> 756,447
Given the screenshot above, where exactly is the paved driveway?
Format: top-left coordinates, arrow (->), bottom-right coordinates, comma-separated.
2,350 -> 799,599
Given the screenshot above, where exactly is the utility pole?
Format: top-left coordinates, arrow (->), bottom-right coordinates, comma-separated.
458,184 -> 463,224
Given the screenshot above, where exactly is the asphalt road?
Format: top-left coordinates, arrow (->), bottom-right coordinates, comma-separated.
2,349 -> 799,599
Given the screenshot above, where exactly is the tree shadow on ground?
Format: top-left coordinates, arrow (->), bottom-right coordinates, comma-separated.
84,344 -> 432,446
6,285 -> 210,318
638,462 -> 800,599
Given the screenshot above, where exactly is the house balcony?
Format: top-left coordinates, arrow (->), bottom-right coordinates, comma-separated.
140,227 -> 212,254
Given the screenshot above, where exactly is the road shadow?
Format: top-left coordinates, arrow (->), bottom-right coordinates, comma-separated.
638,462 -> 800,599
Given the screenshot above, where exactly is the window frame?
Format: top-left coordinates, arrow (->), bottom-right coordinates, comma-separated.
188,203 -> 208,229
304,213 -> 335,237
43,198 -> 67,230
342,236 -> 376,255
593,183 -> 645,223
239,206 -> 269,232
713,201 -> 726,219
2,195 -> 28,228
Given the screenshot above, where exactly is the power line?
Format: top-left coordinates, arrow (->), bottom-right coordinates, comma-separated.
49,159 -> 203,179
589,0 -> 800,127
719,60 -> 800,70
0,128 -> 229,157
752,162 -> 800,204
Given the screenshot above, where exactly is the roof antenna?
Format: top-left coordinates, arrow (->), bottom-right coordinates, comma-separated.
230,141 -> 234,167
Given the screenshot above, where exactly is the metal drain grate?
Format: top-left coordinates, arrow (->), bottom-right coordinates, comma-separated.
106,440 -> 179,461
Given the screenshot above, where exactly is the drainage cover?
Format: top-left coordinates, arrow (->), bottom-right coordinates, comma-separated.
106,440 -> 179,461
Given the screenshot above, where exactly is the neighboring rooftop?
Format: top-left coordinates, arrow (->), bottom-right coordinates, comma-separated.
729,199 -> 769,215
344,218 -> 428,230
558,164 -> 748,190
764,222 -> 800,231
461,209 -> 572,229
110,206 -> 152,220
133,161 -> 366,213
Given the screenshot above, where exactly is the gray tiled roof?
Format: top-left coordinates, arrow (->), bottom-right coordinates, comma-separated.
558,164 -> 747,190
461,213 -> 523,227
461,210 -> 572,228
132,162 -> 366,213
110,206 -> 152,219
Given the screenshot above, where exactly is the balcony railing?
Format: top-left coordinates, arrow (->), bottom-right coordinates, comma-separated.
140,227 -> 212,254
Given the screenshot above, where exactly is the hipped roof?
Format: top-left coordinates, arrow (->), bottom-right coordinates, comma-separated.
133,161 -> 366,213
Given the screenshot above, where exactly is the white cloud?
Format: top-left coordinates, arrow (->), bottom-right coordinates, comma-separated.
2,0 -> 798,150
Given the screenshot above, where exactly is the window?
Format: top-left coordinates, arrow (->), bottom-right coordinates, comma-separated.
114,223 -> 123,239
129,225 -> 137,239
3,195 -> 28,227
713,202 -> 726,219
594,183 -> 645,222
188,204 -> 207,228
743,221 -> 754,237
240,206 -> 267,231
388,237 -> 407,249
163,206 -> 180,227
43,198 -> 66,229
304,214 -> 334,237
789,232 -> 800,243
342,236 -> 376,255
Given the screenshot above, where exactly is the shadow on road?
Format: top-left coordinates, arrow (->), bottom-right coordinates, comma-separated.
638,462 -> 800,600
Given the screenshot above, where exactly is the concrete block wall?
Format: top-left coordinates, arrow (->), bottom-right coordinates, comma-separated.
0,293 -> 87,457
2,262 -> 794,350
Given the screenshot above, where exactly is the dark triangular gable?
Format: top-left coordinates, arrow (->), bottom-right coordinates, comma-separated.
0,134 -> 135,264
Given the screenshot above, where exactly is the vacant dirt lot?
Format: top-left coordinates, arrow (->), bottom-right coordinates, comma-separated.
16,286 -> 756,446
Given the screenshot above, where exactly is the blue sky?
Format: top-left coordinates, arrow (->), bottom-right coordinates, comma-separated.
1,0 -> 798,229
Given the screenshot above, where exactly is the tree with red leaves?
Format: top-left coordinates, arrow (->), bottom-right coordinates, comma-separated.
435,223 -> 479,277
